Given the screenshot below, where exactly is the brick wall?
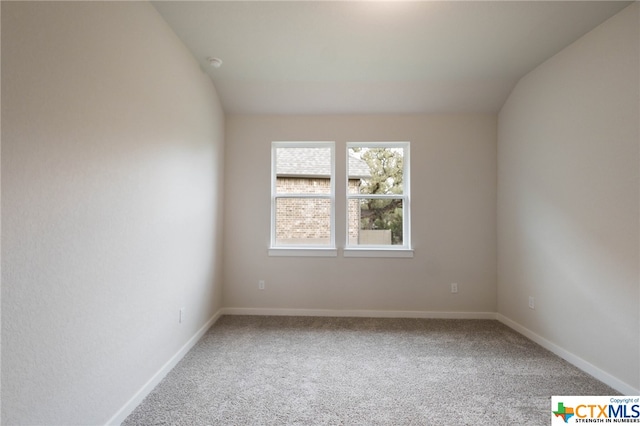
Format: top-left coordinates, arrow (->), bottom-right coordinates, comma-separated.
275,177 -> 361,244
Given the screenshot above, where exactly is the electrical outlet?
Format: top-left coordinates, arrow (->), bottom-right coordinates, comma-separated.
179,307 -> 185,323
451,283 -> 458,293
258,280 -> 265,290
528,296 -> 535,310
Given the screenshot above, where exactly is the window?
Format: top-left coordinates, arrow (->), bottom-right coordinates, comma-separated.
269,141 -> 412,258
270,142 -> 336,256
346,142 -> 411,252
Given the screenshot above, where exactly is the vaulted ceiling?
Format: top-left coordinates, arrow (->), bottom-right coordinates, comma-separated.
152,1 -> 631,115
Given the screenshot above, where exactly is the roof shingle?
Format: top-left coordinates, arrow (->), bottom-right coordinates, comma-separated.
276,147 -> 370,178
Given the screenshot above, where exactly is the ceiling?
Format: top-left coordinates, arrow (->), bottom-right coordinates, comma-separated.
152,1 -> 631,115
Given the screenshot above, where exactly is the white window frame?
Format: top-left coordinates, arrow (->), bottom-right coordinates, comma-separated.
344,142 -> 413,258
269,141 -> 337,257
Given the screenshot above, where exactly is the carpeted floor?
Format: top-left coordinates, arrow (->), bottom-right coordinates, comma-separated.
123,315 -> 617,425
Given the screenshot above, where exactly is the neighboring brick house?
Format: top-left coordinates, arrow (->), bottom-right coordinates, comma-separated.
275,148 -> 370,245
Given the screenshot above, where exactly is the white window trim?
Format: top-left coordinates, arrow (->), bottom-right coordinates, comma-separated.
346,141 -> 411,251
270,141 -> 336,252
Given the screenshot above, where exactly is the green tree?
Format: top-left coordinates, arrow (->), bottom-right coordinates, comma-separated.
353,147 -> 404,244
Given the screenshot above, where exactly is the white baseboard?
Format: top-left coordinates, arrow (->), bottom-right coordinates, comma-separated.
221,307 -> 497,320
496,313 -> 639,395
105,309 -> 224,426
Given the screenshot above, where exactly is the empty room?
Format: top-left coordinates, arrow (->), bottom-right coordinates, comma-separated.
1,1 -> 638,425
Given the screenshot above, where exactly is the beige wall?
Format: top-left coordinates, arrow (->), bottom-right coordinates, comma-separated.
497,3 -> 639,392
224,114 -> 497,313
1,2 -> 225,424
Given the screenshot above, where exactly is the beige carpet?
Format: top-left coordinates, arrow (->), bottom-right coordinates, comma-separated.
123,315 -> 617,425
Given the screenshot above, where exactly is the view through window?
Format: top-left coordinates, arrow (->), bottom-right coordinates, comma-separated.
271,141 -> 410,251
347,142 -> 410,248
271,142 -> 335,247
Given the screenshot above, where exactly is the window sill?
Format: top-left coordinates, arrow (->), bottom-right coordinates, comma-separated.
267,247 -> 414,258
268,247 -> 338,257
343,248 -> 414,258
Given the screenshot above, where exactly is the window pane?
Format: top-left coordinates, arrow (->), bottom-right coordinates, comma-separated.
348,147 -> 404,195
276,197 -> 331,246
348,198 -> 403,246
276,147 -> 332,194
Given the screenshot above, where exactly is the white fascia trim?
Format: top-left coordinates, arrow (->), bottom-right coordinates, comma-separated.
496,313 -> 639,395
343,248 -> 414,258
105,309 -> 224,426
268,247 -> 338,257
221,307 -> 496,320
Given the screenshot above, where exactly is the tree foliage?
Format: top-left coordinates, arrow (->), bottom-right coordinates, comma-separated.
352,147 -> 404,244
